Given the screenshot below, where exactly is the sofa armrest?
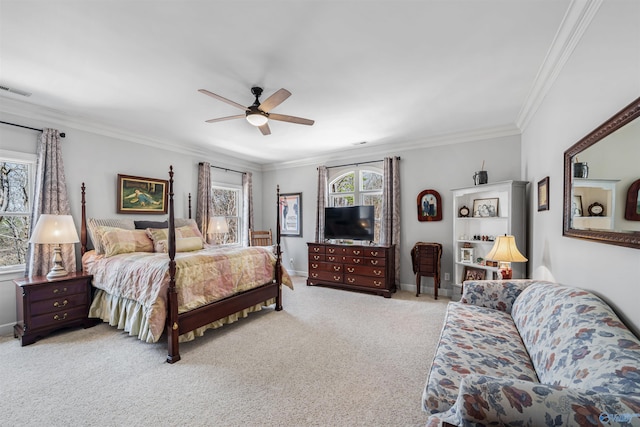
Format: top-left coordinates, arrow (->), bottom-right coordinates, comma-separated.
461,279 -> 537,313
451,375 -> 640,426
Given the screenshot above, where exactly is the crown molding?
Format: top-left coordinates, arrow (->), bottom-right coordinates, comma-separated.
516,0 -> 603,131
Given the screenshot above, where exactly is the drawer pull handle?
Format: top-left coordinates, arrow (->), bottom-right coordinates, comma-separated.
328,248 -> 335,253
333,276 -> 341,281
53,287 -> 68,294
311,273 -> 318,278
371,251 -> 378,256
313,255 -> 320,260
54,300 -> 68,307
347,278 -> 356,283
353,259 -> 361,264
328,256 -> 335,261
371,260 -> 378,265
312,263 -> 318,268
374,281 -> 382,287
374,270 -> 382,276
353,250 -> 361,255
313,247 -> 320,252
53,313 -> 68,321
347,267 -> 355,273
333,266 -> 341,271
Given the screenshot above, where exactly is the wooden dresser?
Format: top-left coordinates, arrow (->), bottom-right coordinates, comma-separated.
14,272 -> 96,346
307,242 -> 395,298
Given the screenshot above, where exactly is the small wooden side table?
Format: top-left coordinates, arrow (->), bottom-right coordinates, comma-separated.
411,242 -> 442,299
14,272 -> 96,346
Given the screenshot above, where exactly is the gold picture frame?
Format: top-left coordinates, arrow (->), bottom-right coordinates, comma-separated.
117,174 -> 168,214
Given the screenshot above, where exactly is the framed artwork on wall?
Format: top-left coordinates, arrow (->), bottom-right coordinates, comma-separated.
117,174 -> 168,214
538,176 -> 549,211
417,189 -> 442,221
279,192 -> 302,237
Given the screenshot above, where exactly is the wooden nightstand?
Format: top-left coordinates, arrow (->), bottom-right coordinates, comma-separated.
14,272 -> 96,346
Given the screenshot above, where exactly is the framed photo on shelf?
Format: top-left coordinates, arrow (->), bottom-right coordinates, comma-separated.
279,192 -> 302,237
463,266 -> 486,281
624,178 -> 640,221
460,247 -> 474,263
472,198 -> 499,217
572,194 -> 583,217
538,176 -> 549,211
417,189 -> 443,221
117,174 -> 168,214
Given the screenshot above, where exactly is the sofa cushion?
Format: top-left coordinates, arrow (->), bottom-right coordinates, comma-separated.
512,282 -> 640,396
422,302 -> 538,414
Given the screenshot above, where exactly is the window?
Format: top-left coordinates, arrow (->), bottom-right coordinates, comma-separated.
0,150 -> 36,271
329,168 -> 383,241
211,184 -> 242,245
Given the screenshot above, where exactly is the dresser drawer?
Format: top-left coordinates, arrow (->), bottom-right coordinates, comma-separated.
342,256 -> 363,265
325,246 -> 341,255
27,279 -> 87,303
308,244 -> 325,254
29,305 -> 88,330
308,270 -> 343,283
343,247 -> 364,256
364,257 -> 386,267
308,253 -> 325,262
363,247 -> 386,258
344,265 -> 385,278
30,293 -> 88,316
345,274 -> 386,289
309,261 -> 342,273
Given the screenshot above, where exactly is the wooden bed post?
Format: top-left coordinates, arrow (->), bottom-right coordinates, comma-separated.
166,166 -> 181,363
80,183 -> 87,257
275,185 -> 283,311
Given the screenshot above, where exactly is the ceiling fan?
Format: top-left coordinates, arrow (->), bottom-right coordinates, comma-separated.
199,87 -> 314,135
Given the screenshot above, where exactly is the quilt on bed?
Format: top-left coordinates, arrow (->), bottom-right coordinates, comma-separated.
83,246 -> 293,342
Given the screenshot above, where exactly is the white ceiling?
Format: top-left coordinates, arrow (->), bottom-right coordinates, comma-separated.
1,1 -> 573,165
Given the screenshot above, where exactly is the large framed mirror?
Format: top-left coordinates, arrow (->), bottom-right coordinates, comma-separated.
563,96 -> 640,249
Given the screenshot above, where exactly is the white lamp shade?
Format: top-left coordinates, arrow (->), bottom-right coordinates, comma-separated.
485,235 -> 527,263
29,214 -> 80,244
246,113 -> 268,126
208,216 -> 229,234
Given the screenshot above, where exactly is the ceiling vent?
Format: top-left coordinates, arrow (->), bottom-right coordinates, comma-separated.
0,85 -> 32,97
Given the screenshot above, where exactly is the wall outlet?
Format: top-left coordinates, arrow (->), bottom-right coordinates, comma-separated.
444,272 -> 450,281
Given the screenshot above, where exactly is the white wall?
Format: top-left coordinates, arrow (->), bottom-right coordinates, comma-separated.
0,111 -> 263,335
262,134 -> 521,293
522,0 -> 640,336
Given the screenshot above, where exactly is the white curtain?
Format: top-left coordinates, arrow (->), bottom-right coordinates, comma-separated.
315,166 -> 328,242
381,156 -> 401,288
242,172 -> 253,247
26,129 -> 75,277
196,162 -> 212,242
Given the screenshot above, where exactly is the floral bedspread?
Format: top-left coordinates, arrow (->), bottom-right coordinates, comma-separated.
83,246 -> 292,342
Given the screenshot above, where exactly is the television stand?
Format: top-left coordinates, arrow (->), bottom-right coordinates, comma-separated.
307,242 -> 396,298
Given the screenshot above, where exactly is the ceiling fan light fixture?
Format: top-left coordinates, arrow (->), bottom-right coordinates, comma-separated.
246,111 -> 268,126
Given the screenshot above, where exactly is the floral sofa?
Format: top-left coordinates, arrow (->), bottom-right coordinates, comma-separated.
422,279 -> 640,426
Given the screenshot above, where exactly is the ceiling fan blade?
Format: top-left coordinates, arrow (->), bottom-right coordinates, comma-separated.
258,123 -> 271,135
258,88 -> 291,113
205,115 -> 245,123
269,113 -> 315,126
198,89 -> 247,111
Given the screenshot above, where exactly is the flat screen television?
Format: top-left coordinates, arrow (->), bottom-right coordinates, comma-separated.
324,205 -> 375,241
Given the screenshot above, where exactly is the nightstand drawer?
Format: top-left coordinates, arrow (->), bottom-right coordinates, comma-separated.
29,305 -> 88,330
30,293 -> 87,316
27,280 -> 87,302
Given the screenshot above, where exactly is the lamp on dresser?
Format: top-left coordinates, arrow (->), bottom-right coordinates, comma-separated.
484,234 -> 527,280
29,214 -> 80,279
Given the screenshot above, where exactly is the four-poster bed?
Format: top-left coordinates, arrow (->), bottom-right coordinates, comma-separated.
80,166 -> 288,363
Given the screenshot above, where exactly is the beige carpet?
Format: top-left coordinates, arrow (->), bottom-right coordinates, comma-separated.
0,276 -> 448,427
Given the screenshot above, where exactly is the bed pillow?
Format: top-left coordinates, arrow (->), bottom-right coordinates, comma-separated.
155,236 -> 204,253
87,218 -> 136,254
134,220 -> 168,230
146,224 -> 205,252
101,229 -> 154,257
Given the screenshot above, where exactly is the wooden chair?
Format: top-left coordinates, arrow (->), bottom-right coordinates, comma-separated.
411,242 -> 443,299
249,229 -> 273,247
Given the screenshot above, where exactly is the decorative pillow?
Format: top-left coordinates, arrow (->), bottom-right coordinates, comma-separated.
134,220 -> 168,230
146,224 -> 204,252
87,218 -> 135,254
101,229 -> 154,257
156,236 -> 204,253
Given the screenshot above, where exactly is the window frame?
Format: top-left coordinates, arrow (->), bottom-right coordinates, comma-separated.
210,182 -> 243,246
0,149 -> 36,274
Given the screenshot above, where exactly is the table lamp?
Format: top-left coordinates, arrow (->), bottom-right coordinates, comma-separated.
29,214 -> 80,279
208,216 -> 229,244
485,234 -> 527,279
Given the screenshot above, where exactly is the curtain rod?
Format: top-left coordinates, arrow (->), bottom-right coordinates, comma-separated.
0,121 -> 66,138
326,158 -> 392,170
200,162 -> 245,175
